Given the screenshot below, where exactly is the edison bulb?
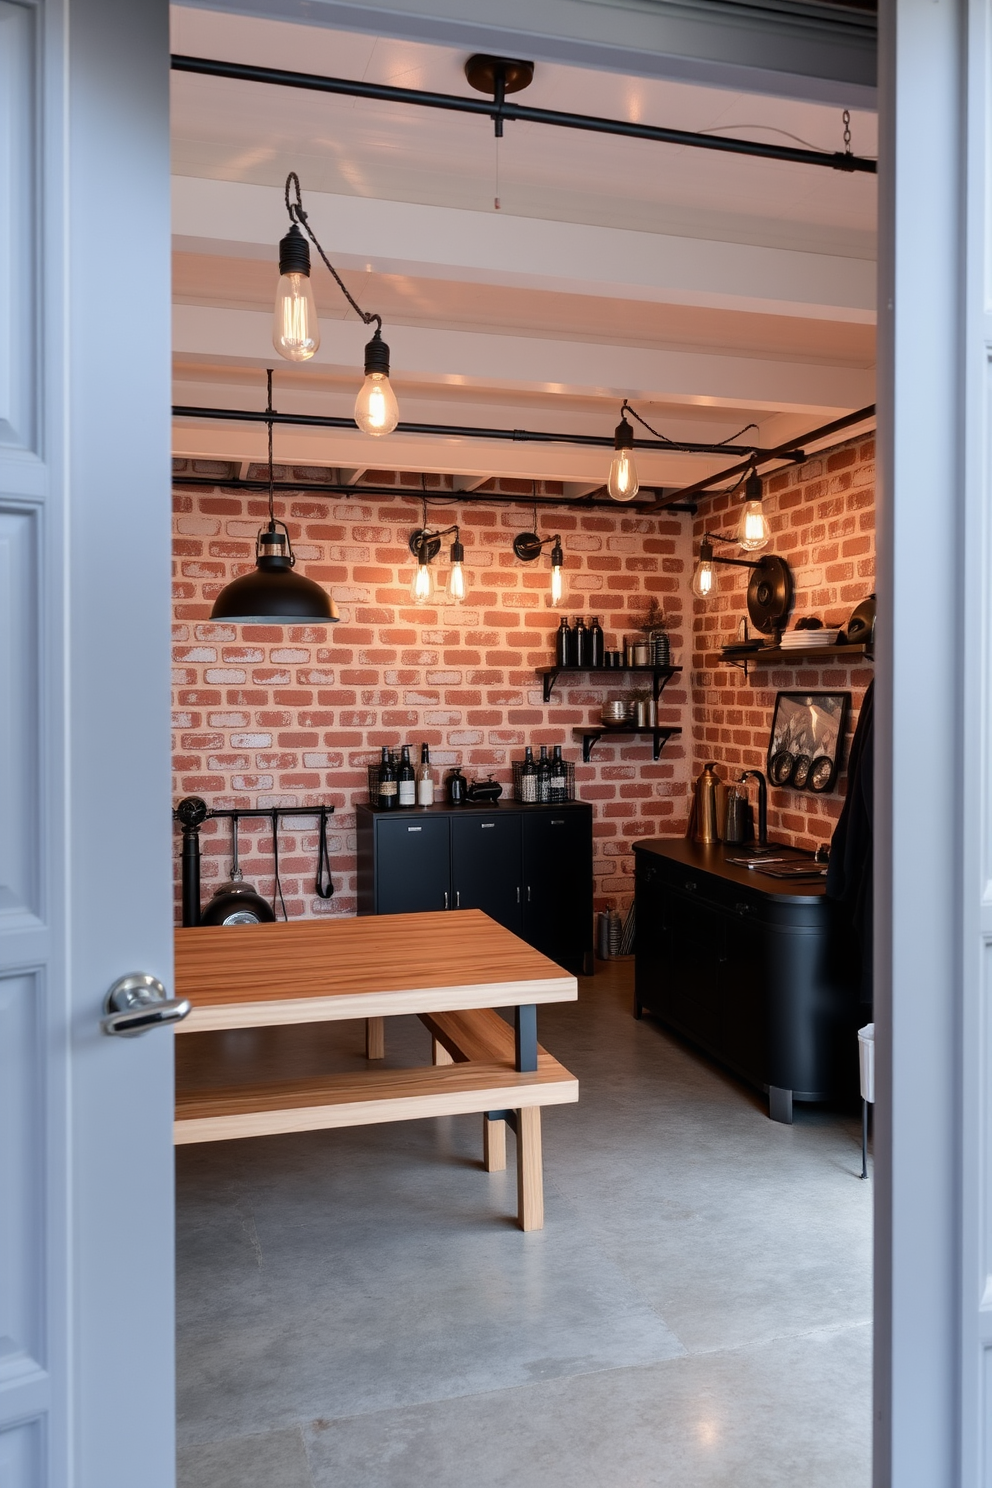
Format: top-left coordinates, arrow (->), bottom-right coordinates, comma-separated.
608,450 -> 639,502
738,500 -> 770,552
411,559 -> 435,604
273,273 -> 319,361
692,559 -> 716,599
448,560 -> 466,604
355,373 -> 399,437
550,562 -> 565,607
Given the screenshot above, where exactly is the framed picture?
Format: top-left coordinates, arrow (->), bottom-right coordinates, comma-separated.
766,691 -> 850,793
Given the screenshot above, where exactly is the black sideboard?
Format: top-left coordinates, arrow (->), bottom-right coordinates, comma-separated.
356,800 -> 594,976
633,838 -> 859,1122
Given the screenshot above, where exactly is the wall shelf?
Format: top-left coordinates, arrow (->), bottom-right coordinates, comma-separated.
720,642 -> 871,677
538,664 -> 681,704
573,724 -> 682,762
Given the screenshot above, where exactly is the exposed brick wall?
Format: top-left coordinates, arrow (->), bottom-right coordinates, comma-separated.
171,465 -> 693,921
690,434 -> 876,851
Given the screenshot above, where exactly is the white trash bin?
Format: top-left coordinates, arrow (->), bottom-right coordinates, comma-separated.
857,1022 -> 874,1178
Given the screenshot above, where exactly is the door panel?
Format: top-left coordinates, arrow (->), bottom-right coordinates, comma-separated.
451,814 -> 522,933
522,812 -> 591,973
377,817 -> 450,913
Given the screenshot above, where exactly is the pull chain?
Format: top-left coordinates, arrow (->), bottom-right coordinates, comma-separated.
843,109 -> 852,155
494,134 -> 501,211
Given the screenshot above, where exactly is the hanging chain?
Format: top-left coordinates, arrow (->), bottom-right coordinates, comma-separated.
284,172 -> 381,333
266,368 -> 275,526
621,399 -> 759,453
843,109 -> 852,155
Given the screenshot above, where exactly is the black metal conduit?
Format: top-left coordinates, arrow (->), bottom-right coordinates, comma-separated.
642,404 -> 877,511
172,404 -> 762,457
170,54 -> 877,175
170,472 -> 697,514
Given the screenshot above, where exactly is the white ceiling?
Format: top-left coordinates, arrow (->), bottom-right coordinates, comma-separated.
170,2 -> 877,492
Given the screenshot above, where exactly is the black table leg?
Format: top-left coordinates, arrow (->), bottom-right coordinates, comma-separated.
515,1004 -> 537,1072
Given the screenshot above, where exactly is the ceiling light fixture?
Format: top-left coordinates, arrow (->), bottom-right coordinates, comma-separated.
210,371 -> 340,625
607,400 -> 760,502
274,173 -> 399,436
512,525 -> 566,606
737,465 -> 771,552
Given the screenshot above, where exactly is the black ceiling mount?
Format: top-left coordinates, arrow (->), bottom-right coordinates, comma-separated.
464,54 -> 535,97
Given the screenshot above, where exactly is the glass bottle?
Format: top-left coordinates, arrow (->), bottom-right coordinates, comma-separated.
416,743 -> 435,806
398,744 -> 416,807
537,745 -> 551,803
573,617 -> 588,667
555,616 -> 571,666
521,746 -> 538,803
551,744 -> 567,803
378,746 -> 397,810
589,616 -> 604,668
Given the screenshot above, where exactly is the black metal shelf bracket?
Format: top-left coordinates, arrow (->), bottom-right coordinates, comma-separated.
540,665 -> 681,705
575,725 -> 682,762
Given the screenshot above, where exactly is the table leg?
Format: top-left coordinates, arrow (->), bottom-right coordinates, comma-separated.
514,1004 -> 537,1072
366,1017 -> 384,1060
516,1106 -> 544,1230
432,1036 -> 454,1066
483,1113 -> 507,1171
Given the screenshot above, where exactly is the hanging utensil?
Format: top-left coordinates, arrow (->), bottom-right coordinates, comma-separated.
315,804 -> 335,899
199,812 -> 276,925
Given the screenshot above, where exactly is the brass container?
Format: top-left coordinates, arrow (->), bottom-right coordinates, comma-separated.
693,761 -> 722,844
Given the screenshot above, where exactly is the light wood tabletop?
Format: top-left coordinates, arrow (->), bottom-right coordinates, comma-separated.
174,909 -> 577,1032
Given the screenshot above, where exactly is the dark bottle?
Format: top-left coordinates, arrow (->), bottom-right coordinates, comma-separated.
551,744 -> 567,804
521,745 -> 538,803
398,744 -> 416,808
378,745 -> 398,810
589,616 -> 604,668
447,766 -> 466,805
537,745 -> 551,804
555,616 -> 571,666
573,616 -> 588,667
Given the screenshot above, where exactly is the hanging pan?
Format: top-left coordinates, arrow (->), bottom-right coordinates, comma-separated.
199,813 -> 276,925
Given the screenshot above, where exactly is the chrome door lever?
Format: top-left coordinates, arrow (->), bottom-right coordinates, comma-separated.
101,973 -> 191,1038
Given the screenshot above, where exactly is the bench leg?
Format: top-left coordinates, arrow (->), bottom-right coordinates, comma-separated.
432,1036 -> 454,1066
483,1114 -> 507,1172
515,1107 -> 544,1231
366,1017 -> 385,1061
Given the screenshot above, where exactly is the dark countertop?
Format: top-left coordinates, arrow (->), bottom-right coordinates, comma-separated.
633,837 -> 827,902
357,799 -> 591,815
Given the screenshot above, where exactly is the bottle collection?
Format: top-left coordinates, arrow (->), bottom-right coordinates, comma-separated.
515,744 -> 572,804
553,616 -> 671,668
374,743 -> 436,810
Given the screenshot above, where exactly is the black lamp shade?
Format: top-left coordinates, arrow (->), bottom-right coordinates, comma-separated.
210,562 -> 340,623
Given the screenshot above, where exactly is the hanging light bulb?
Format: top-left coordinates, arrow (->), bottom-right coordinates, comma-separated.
410,540 -> 436,604
355,325 -> 399,436
549,537 -> 565,606
737,468 -> 770,552
447,534 -> 467,604
692,539 -> 716,600
608,415 -> 639,501
273,224 -> 320,362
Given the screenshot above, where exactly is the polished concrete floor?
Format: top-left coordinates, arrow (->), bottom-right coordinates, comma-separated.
176,961 -> 872,1488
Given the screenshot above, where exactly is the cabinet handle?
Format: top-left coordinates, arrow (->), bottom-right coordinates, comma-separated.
517,886 -> 521,903
443,891 -> 449,909
551,819 -> 564,825
481,822 -> 494,829
734,902 -> 752,915
456,890 -> 461,908
684,880 -> 697,892
407,825 -> 422,832
527,886 -> 532,902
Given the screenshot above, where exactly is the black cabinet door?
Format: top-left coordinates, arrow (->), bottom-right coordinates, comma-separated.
376,816 -> 450,914
450,814 -> 522,932
522,811 -> 592,973
653,885 -> 727,1054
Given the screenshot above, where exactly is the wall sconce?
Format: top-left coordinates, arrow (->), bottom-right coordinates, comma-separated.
408,524 -> 466,605
274,172 -> 399,436
513,528 -> 565,606
211,372 -> 340,625
737,466 -> 770,552
692,531 -> 794,635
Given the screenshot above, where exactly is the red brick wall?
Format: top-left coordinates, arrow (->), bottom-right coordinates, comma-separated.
171,464 -> 693,921
690,434 -> 876,851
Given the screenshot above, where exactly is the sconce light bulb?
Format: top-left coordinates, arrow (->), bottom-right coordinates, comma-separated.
273,272 -> 319,361
550,563 -> 564,606
448,560 -> 466,604
738,499 -> 770,552
411,556 -> 435,604
608,450 -> 639,502
692,559 -> 716,599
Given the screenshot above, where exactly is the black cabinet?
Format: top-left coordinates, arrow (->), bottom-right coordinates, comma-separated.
634,839 -> 859,1121
357,801 -> 594,975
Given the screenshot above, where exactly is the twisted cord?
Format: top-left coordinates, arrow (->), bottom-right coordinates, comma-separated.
285,172 -> 381,332
621,399 -> 758,453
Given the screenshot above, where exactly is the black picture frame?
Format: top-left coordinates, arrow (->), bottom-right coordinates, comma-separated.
766,691 -> 850,793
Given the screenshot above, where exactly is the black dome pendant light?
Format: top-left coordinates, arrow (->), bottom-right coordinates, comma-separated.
210,371 -> 340,625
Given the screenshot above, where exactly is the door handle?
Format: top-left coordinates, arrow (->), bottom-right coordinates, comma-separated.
444,891 -> 449,909
455,890 -> 461,908
517,886 -> 521,904
526,886 -> 532,902
101,973 -> 190,1038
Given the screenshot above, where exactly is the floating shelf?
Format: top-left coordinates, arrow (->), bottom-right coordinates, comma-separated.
720,642 -> 871,676
573,724 -> 682,762
538,664 -> 681,704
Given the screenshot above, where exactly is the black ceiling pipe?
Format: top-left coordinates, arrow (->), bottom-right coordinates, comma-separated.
170,54 -> 876,175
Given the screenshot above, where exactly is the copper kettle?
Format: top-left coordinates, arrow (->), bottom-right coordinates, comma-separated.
693,762 -> 722,844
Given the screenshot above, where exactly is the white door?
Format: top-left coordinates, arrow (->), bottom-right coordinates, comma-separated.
0,1 -> 175,1484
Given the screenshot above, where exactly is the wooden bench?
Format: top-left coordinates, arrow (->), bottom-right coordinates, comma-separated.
175,1010 -> 576,1230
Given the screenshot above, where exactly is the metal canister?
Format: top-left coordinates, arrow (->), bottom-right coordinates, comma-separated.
693,761 -> 722,843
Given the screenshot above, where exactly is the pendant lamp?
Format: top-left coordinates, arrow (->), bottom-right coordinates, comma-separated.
210,373 -> 340,625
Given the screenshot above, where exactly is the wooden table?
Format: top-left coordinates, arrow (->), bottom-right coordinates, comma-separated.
173,910 -> 579,1230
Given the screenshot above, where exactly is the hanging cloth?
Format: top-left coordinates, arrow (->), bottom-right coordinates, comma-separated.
315,805 -> 335,899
